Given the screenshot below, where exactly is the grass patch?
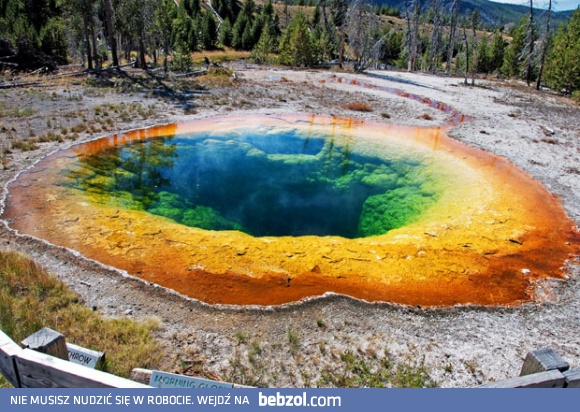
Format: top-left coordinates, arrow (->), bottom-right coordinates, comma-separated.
11,139 -> 39,151
343,102 -> 373,112
226,348 -> 266,387
36,132 -> 64,143
190,49 -> 251,65
0,251 -> 163,387
288,330 -> 300,356
317,350 -> 436,388
197,67 -> 237,88
234,330 -> 248,345
71,123 -> 88,133
8,108 -> 34,118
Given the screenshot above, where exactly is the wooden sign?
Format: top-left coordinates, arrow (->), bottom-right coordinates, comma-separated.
66,343 -> 105,370
149,370 -> 233,388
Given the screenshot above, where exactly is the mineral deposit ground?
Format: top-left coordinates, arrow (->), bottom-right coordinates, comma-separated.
1,66 -> 579,387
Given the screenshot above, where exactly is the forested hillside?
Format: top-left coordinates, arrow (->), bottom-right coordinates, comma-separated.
372,0 -> 574,27
0,0 -> 578,96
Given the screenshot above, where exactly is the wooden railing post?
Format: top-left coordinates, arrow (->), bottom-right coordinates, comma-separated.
21,327 -> 69,361
520,348 -> 570,376
0,329 -> 22,387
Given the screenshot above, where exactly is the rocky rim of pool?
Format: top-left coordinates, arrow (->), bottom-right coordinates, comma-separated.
2,113 -> 579,307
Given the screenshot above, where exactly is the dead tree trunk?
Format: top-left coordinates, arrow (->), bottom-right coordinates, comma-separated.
90,25 -> 101,70
163,37 -> 170,72
405,0 -> 420,72
446,0 -> 460,73
524,0 -> 535,86
83,21 -> 93,70
103,0 -> 119,67
429,0 -> 442,73
470,10 -> 479,86
463,26 -> 469,85
348,0 -> 378,71
536,0 -> 551,90
320,0 -> 329,31
138,36 -> 147,70
334,0 -> 348,68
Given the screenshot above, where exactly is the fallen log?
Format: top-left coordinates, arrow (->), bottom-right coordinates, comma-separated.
0,81 -> 41,89
171,69 -> 207,78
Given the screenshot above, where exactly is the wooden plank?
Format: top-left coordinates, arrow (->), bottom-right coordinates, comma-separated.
66,343 -> 105,370
15,349 -> 151,388
150,370 -> 233,388
0,329 -> 22,388
21,328 -> 68,361
563,368 -> 580,388
479,369 -> 566,388
520,348 -> 569,376
131,368 -> 253,388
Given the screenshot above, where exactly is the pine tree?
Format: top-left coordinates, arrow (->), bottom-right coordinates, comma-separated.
263,0 -> 274,16
201,12 -> 218,50
39,17 -> 68,64
241,0 -> 255,17
173,5 -> 198,52
501,18 -> 526,78
219,18 -> 233,47
489,30 -> 506,73
184,0 -> 201,18
241,22 -> 254,49
476,35 -> 491,73
231,7 -> 249,49
155,0 -> 177,71
544,9 -> 580,94
226,0 -> 242,21
250,14 -> 265,47
315,25 -> 336,62
251,26 -> 275,63
379,29 -> 403,65
313,4 -> 321,26
279,11 -> 319,67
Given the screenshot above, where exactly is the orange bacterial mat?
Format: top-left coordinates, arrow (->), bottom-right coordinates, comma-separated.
2,114 -> 579,306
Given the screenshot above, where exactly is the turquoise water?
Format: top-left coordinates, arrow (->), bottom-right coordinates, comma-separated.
70,127 -> 440,238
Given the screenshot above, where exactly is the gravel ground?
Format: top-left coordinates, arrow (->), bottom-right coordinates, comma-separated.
1,67 -> 579,387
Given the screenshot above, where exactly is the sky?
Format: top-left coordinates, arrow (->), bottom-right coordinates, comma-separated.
491,0 -> 579,11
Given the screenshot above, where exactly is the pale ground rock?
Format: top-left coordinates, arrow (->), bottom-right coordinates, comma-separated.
1,68 -> 579,387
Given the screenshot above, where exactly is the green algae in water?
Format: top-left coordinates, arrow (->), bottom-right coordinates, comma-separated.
68,127 -> 442,238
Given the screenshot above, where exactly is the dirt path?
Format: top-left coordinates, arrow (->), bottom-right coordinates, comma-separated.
1,68 -> 579,387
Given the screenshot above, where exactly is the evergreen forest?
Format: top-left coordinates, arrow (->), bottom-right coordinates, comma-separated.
0,0 -> 579,96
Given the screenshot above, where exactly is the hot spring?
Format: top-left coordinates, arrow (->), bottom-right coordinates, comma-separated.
2,114 -> 578,306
